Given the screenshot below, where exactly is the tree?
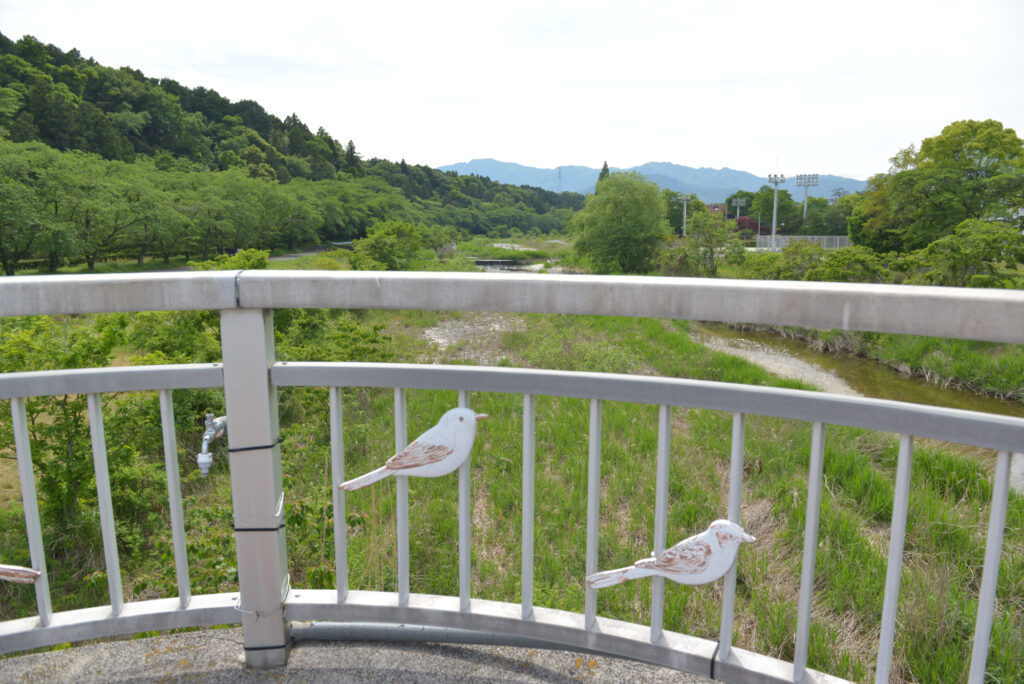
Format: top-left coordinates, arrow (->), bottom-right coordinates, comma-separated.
904,219 -> 1024,288
570,172 -> 669,273
657,212 -> 745,277
852,120 -> 1024,252
349,220 -> 427,270
598,161 -> 610,183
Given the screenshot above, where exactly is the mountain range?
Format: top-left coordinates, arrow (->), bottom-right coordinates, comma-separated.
439,159 -> 867,203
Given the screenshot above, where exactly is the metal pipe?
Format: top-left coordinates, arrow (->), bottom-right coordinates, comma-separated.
793,421 -> 825,681
394,388 -> 409,607
458,390 -> 471,612
88,393 -> 123,616
969,451 -> 1013,683
649,405 -> 671,643
584,398 -> 602,630
521,393 -> 536,619
875,434 -> 913,682
159,390 -> 191,609
718,412 -> 746,662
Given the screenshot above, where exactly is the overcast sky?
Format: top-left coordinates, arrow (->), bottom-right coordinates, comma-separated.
3,0 -> 1022,180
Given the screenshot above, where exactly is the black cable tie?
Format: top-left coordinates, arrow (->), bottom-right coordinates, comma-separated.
233,523 -> 285,532
243,643 -> 289,651
709,643 -> 721,680
228,436 -> 283,453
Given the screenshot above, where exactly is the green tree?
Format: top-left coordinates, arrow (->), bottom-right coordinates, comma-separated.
904,219 -> 1024,288
349,220 -> 427,270
853,120 -> 1024,252
598,161 -> 610,183
570,172 -> 669,273
656,212 -> 744,277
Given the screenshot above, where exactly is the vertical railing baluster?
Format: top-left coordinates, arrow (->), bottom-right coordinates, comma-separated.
793,421 -> 826,682
87,392 -> 123,616
875,434 -> 913,683
458,390 -> 471,612
650,404 -> 672,643
394,387 -> 409,607
718,412 -> 746,662
521,393 -> 536,619
584,398 -> 602,630
968,450 -> 1013,684
329,387 -> 347,603
159,390 -> 191,609
11,397 -> 52,625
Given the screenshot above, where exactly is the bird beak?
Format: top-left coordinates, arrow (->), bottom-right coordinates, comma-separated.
740,532 -> 756,543
475,414 -> 488,421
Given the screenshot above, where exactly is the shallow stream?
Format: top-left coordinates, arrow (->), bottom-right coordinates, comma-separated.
693,323 -> 1024,490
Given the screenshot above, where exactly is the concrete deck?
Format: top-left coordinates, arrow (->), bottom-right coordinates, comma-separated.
0,626 -> 713,683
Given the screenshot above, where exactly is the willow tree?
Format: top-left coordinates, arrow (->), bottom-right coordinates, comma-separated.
571,171 -> 669,273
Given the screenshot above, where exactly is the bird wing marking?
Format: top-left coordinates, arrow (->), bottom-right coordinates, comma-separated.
386,440 -> 453,470
640,540 -> 711,575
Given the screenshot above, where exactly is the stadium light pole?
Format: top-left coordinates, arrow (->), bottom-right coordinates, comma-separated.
767,174 -> 784,251
681,193 -> 693,236
794,173 -> 819,219
731,197 -> 746,222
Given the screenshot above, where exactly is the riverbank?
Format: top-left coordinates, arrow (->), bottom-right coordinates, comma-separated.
708,323 -> 1024,405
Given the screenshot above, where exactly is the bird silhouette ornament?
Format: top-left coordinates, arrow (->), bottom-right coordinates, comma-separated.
0,563 -> 41,584
339,408 -> 487,491
587,519 -> 756,588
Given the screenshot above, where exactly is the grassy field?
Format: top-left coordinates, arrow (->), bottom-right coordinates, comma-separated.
1,262 -> 1022,682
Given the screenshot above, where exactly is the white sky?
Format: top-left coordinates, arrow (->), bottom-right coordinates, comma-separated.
3,0 -> 1022,180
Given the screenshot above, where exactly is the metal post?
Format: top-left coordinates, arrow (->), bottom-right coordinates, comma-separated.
11,397 -> 52,625
876,435 -> 913,683
521,393 -> 536,619
88,393 -> 123,616
793,422 -> 825,682
159,390 -> 191,609
649,405 -> 671,643
682,194 -> 691,236
968,451 -> 1013,683
768,174 -> 784,252
718,413 -> 745,662
394,388 -> 409,607
584,399 -> 602,630
458,390 -> 471,612
220,308 -> 290,667
329,387 -> 347,602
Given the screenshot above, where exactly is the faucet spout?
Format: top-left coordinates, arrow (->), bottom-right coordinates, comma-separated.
197,413 -> 227,476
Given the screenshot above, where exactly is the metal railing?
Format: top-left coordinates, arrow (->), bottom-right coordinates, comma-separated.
756,235 -> 851,251
1,271 -> 1022,684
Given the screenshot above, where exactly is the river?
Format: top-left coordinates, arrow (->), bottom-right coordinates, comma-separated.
692,323 -> 1024,491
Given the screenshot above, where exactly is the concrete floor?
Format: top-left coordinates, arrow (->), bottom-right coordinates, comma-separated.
0,626 -> 713,683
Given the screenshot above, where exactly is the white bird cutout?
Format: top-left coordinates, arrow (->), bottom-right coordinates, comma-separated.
0,563 -> 41,584
339,408 -> 487,491
587,519 -> 756,588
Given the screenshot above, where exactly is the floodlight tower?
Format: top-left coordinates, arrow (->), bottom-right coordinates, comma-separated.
794,173 -> 819,219
681,193 -> 693,236
767,174 -> 785,251
731,197 -> 746,221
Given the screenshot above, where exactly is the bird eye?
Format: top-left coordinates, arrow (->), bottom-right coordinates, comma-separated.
459,416 -> 464,421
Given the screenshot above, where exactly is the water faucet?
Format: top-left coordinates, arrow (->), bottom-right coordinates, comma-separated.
197,412 -> 227,476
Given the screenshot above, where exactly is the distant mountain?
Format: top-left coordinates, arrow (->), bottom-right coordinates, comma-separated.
440,159 -> 867,203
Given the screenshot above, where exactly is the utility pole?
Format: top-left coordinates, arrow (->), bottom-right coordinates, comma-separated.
767,174 -> 785,251
794,174 -> 819,219
681,193 -> 692,236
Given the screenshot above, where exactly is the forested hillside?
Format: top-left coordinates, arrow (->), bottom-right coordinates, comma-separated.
0,33 -> 583,273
